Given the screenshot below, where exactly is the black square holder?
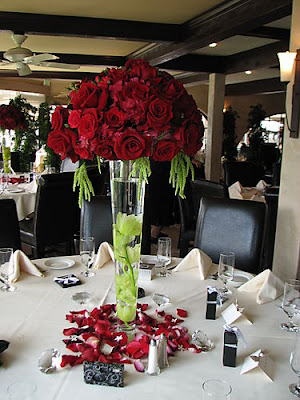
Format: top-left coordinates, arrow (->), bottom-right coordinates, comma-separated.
83,361 -> 124,388
223,329 -> 238,367
206,287 -> 218,320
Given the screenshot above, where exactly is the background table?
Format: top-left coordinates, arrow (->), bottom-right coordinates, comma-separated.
0,256 -> 294,399
0,184 -> 36,220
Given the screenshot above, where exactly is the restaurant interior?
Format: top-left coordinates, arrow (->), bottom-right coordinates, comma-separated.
0,1 -> 299,399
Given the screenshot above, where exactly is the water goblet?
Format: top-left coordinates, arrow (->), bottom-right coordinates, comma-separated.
281,279 -> 300,332
80,237 -> 95,278
0,247 -> 16,292
218,252 -> 235,294
156,237 -> 172,277
289,331 -> 300,397
202,379 -> 232,399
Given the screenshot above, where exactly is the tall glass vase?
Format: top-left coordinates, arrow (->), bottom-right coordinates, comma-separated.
2,138 -> 11,174
109,160 -> 145,332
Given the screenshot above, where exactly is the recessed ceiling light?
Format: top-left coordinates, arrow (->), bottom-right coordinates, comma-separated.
209,42 -> 217,48
245,70 -> 252,75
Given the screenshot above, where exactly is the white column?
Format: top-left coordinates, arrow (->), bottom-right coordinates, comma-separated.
273,1 -> 300,281
205,73 -> 225,182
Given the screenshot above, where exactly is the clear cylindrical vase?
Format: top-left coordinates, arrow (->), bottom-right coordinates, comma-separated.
109,160 -> 145,331
2,138 -> 11,174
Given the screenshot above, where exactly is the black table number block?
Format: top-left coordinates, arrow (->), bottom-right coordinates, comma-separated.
83,361 -> 124,388
223,330 -> 238,367
206,288 -> 218,320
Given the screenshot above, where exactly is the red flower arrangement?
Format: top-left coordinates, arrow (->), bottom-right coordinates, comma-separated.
60,303 -> 201,372
48,59 -> 204,200
0,104 -> 27,131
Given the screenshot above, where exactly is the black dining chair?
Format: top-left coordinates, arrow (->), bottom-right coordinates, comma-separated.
177,179 -> 228,257
223,161 -> 265,187
19,172 -> 78,258
194,196 -> 266,274
0,199 -> 21,251
80,195 -> 113,251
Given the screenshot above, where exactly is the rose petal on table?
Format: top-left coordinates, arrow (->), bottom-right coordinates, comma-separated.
177,308 -> 188,318
134,359 -> 145,372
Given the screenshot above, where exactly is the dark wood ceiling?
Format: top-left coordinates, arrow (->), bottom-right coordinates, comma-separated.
0,0 -> 293,96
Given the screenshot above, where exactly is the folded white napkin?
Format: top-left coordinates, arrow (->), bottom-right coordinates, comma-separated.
173,248 -> 213,280
228,181 -> 244,200
256,180 -> 268,191
9,250 -> 44,283
94,242 -> 114,269
23,180 -> 37,193
238,269 -> 284,304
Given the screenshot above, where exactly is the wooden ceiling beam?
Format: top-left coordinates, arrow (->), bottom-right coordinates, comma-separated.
0,11 -> 180,43
225,40 -> 289,74
241,26 -> 290,41
0,70 -> 97,80
159,54 -> 226,73
225,77 -> 286,96
133,0 -> 292,65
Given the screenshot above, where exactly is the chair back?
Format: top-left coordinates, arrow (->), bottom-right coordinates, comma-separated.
33,172 -> 77,248
0,199 -> 21,251
223,161 -> 264,187
194,197 -> 266,274
80,195 -> 113,251
190,179 -> 228,218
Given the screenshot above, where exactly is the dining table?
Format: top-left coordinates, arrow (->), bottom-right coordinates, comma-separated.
0,181 -> 36,221
0,255 -> 295,400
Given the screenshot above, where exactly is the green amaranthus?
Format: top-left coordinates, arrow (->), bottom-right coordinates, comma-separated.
73,152 -> 193,207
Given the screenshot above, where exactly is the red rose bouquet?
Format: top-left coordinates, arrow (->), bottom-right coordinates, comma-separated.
0,104 -> 27,131
48,59 -> 204,202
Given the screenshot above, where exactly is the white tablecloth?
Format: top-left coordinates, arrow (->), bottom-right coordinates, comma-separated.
0,185 -> 36,220
0,256 -> 294,399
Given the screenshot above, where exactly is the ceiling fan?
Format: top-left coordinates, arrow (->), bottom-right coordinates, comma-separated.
0,33 -> 80,76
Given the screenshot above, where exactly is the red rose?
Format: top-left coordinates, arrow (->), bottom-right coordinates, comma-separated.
114,128 -> 146,160
121,81 -> 150,102
153,139 -> 179,161
107,67 -> 128,83
94,139 -> 117,160
78,112 -> 97,140
51,106 -> 67,130
74,142 -> 94,160
68,110 -> 82,128
105,107 -> 125,130
182,124 -> 203,156
147,98 -> 173,131
161,79 -> 185,101
47,128 -> 77,160
69,82 -> 97,109
125,59 -> 157,81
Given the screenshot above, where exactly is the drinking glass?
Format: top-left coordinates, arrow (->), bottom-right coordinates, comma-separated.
80,237 -> 95,277
156,237 -> 172,277
0,248 -> 16,292
281,279 -> 300,332
202,379 -> 232,399
289,331 -> 300,397
218,252 -> 235,294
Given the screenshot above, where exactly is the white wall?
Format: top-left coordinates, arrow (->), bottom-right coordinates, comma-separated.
273,0 -> 300,281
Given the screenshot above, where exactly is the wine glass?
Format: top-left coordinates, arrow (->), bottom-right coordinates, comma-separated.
80,237 -> 95,278
281,279 -> 300,332
156,237 -> 172,277
289,331 -> 300,397
218,252 -> 235,294
0,248 -> 16,292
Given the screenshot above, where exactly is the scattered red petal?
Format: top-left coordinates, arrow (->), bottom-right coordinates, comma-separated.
177,308 -> 188,318
134,360 -> 145,372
